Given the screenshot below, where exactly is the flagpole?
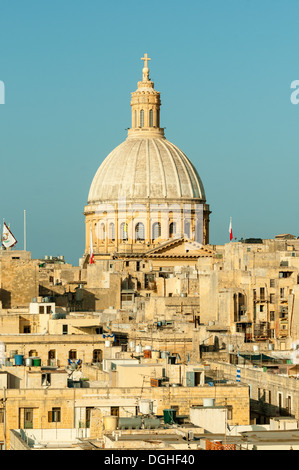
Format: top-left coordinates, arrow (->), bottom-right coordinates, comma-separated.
24,210 -> 27,252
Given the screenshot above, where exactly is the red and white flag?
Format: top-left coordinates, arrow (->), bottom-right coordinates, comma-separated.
229,217 -> 233,241
2,222 -> 17,249
90,225 -> 95,264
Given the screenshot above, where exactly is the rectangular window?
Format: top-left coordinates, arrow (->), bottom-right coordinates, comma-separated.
278,392 -> 283,410
41,373 -> 51,386
62,325 -> 68,335
226,406 -> 233,420
69,350 -> 77,360
270,311 -> 275,322
287,396 -> 292,415
111,407 -> 119,417
48,407 -> 61,423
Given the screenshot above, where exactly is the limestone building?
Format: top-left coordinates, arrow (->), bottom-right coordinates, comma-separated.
84,54 -> 211,259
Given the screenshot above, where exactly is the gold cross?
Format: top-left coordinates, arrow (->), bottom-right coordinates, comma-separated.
141,53 -> 151,68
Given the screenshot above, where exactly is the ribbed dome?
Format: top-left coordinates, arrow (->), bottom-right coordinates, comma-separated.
88,136 -> 206,204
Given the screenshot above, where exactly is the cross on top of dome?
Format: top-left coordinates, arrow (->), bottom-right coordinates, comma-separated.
141,53 -> 151,81
141,53 -> 151,69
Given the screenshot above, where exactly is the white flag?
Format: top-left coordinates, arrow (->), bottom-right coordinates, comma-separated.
2,222 -> 17,249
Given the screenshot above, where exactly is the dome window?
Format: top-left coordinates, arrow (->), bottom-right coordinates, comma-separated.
120,222 -> 128,241
149,109 -> 153,127
140,109 -> 144,128
109,223 -> 115,241
152,222 -> 161,241
135,222 -> 145,241
170,222 -> 176,238
184,221 -> 191,238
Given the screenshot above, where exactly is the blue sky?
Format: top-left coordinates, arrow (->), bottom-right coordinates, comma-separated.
0,0 -> 299,265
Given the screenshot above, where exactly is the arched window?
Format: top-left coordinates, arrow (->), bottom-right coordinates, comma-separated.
169,222 -> 176,238
120,222 -> 128,241
149,109 -> 153,127
184,221 -> 190,238
140,109 -> 144,128
99,223 -> 105,242
109,223 -> 115,241
135,222 -> 145,241
152,222 -> 161,240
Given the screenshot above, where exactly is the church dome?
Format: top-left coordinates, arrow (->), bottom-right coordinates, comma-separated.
88,136 -> 206,204
84,54 -> 211,255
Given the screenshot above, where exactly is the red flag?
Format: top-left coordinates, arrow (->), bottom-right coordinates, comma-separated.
229,218 -> 233,241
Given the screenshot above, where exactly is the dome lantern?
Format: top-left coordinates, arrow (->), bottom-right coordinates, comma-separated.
128,53 -> 164,138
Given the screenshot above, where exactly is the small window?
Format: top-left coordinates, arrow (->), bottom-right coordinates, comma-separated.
149,109 -> 153,127
270,311 -> 275,321
226,406 -> 233,420
140,109 -> 144,127
152,222 -> 161,240
184,221 -> 190,238
42,373 -> 51,386
135,222 -> 145,241
169,222 -> 176,238
120,222 -> 128,241
109,223 -> 115,241
111,406 -> 119,417
48,407 -> 61,423
92,349 -> 102,363
62,325 -> 68,335
69,350 -> 77,360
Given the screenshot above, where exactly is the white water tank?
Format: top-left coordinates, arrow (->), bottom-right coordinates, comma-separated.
139,400 -> 153,415
203,398 -> 215,407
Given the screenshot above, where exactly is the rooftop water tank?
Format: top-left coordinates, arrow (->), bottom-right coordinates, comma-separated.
103,416 -> 119,431
118,417 -> 142,430
203,398 -> 215,407
14,355 -> 24,366
139,400 -> 153,415
143,417 -> 160,429
163,409 -> 177,424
